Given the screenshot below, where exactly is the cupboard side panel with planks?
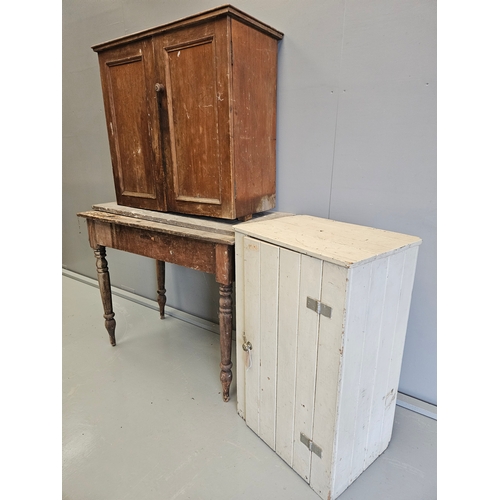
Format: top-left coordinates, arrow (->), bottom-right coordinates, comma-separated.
362,251 -> 407,467
347,256 -> 390,486
379,246 -> 420,454
331,249 -> 420,498
330,262 -> 373,497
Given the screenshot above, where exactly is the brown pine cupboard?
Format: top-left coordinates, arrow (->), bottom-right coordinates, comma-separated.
93,5 -> 283,220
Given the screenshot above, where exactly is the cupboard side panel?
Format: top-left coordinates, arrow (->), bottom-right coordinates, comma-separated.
242,236 -> 261,433
349,257 -> 390,482
231,19 -> 278,218
292,255 -> 323,482
331,263 -> 372,498
362,251 -> 406,465
235,231 -> 246,418
379,246 -> 419,452
258,242 -> 280,449
275,248 -> 301,466
309,263 -> 348,500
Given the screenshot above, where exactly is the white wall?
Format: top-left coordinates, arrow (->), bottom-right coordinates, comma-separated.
62,0 -> 436,404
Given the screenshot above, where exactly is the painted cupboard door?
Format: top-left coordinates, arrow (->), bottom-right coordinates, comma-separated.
241,236 -> 347,497
242,237 -> 279,448
98,40 -> 165,211
154,19 -> 233,219
308,261 -> 348,499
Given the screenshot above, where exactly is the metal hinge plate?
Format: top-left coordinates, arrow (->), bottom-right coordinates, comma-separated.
306,297 -> 332,318
300,432 -> 322,458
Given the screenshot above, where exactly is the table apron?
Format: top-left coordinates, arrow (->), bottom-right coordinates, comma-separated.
87,219 -> 233,282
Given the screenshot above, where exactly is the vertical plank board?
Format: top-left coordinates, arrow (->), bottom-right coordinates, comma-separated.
363,251 -> 405,465
235,231 -> 246,418
292,255 -> 323,483
258,242 -> 280,449
242,236 -> 261,434
379,246 -> 419,451
275,248 -> 301,466
349,257 -> 389,483
309,262 -> 348,500
331,262 -> 372,498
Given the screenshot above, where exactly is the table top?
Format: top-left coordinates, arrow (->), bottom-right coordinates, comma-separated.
78,202 -> 293,246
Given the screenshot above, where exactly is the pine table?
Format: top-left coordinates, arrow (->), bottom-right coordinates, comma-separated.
77,202 -> 290,401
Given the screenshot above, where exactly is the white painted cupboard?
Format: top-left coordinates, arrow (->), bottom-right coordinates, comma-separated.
234,215 -> 421,500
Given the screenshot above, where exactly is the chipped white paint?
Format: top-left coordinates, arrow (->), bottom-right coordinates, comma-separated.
235,215 -> 421,500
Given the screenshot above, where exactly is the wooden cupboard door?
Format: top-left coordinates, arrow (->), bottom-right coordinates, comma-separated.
98,40 -> 165,211
154,19 -> 233,218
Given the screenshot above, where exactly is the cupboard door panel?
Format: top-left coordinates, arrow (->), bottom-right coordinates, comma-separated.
309,262 -> 348,497
242,236 -> 280,447
292,255 -> 323,483
275,248 -> 301,466
155,19 -> 233,218
242,236 -> 261,434
165,37 -> 221,204
99,42 -> 164,210
258,242 -> 280,449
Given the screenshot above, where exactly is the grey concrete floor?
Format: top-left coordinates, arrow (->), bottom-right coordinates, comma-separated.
62,273 -> 436,500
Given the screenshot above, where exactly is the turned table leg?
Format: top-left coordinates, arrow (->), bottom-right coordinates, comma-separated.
156,260 -> 166,319
94,245 -> 116,346
218,283 -> 233,402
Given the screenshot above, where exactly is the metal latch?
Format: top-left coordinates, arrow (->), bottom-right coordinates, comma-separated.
306,297 -> 332,318
300,433 -> 322,458
242,333 -> 253,369
242,341 -> 252,351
